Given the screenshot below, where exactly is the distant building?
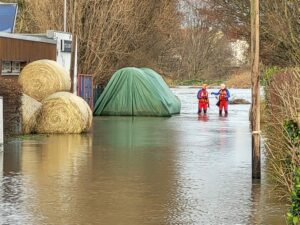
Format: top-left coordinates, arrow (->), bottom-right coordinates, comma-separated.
230,39 -> 249,67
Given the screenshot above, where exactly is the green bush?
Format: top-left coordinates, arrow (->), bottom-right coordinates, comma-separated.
261,66 -> 280,86
286,120 -> 300,225
288,167 -> 300,225
285,121 -> 300,146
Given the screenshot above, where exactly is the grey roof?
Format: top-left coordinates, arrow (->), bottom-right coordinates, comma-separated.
0,32 -> 56,44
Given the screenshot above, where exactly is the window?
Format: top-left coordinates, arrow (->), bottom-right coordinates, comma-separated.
1,60 -> 25,75
12,61 -> 21,73
2,61 -> 11,74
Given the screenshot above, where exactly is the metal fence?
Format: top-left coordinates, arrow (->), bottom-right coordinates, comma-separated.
77,74 -> 94,110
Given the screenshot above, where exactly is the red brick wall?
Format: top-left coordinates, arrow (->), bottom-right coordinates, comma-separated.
0,77 -> 22,136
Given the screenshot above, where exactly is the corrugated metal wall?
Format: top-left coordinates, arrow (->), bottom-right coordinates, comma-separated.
0,37 -> 56,76
77,74 -> 94,110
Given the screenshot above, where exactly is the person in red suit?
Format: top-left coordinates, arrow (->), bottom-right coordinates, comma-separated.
197,84 -> 210,114
211,83 -> 231,116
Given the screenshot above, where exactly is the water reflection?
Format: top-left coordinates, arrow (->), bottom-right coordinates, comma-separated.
3,142 -> 22,174
0,88 -> 287,225
0,151 -> 3,175
249,170 -> 287,224
91,117 -> 179,225
1,135 -> 93,225
197,114 -> 209,122
94,117 -> 173,149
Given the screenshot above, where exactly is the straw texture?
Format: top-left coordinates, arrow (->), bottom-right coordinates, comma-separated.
36,92 -> 92,134
21,94 -> 42,134
19,60 -> 71,101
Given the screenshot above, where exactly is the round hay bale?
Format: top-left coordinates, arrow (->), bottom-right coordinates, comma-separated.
81,98 -> 93,131
19,60 -> 71,101
21,94 -> 42,134
36,92 -> 92,134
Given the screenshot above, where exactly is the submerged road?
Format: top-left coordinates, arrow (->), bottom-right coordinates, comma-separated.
1,88 -> 286,225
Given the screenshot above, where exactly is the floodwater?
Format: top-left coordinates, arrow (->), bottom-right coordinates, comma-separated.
0,88 -> 287,225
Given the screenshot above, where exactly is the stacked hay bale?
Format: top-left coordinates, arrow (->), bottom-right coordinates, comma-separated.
19,60 -> 71,101
36,92 -> 92,134
21,94 -> 42,134
19,60 -> 92,134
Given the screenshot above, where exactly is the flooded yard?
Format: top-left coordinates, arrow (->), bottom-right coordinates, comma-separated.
0,88 -> 286,225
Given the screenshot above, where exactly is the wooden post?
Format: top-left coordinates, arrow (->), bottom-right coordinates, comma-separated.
70,0 -> 77,93
0,96 -> 3,152
64,0 -> 67,32
251,0 -> 261,179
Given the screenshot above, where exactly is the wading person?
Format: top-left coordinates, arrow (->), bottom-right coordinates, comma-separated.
197,84 -> 209,114
211,83 -> 230,116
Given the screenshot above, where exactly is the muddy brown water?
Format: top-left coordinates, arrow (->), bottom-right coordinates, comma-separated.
0,88 -> 287,225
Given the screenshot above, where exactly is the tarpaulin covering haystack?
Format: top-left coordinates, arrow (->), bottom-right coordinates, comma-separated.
94,67 -> 181,116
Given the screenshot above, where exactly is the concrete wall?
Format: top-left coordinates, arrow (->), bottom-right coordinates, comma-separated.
47,30 -> 78,94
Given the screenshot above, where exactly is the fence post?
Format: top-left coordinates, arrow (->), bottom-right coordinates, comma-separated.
0,96 -> 3,152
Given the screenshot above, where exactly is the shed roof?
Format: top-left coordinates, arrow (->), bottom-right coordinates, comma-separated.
0,32 -> 56,44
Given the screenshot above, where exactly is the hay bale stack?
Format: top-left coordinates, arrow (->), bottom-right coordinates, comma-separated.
19,60 -> 71,101
36,92 -> 92,134
21,94 -> 42,134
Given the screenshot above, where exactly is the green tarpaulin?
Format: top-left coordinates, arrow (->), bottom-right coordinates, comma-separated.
93,67 -> 181,116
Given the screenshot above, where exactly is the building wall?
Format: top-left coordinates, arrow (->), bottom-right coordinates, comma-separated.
0,37 -> 56,61
47,30 -> 77,94
47,31 -> 72,72
0,37 -> 56,76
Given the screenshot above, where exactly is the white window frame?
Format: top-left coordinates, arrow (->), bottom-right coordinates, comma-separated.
1,60 -> 22,76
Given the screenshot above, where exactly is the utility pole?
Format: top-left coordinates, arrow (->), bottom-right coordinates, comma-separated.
251,0 -> 261,179
70,0 -> 77,93
64,0 -> 67,32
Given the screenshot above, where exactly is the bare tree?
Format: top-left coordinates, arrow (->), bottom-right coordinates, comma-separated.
178,0 -> 234,80
195,0 -> 300,67
15,0 -> 180,85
